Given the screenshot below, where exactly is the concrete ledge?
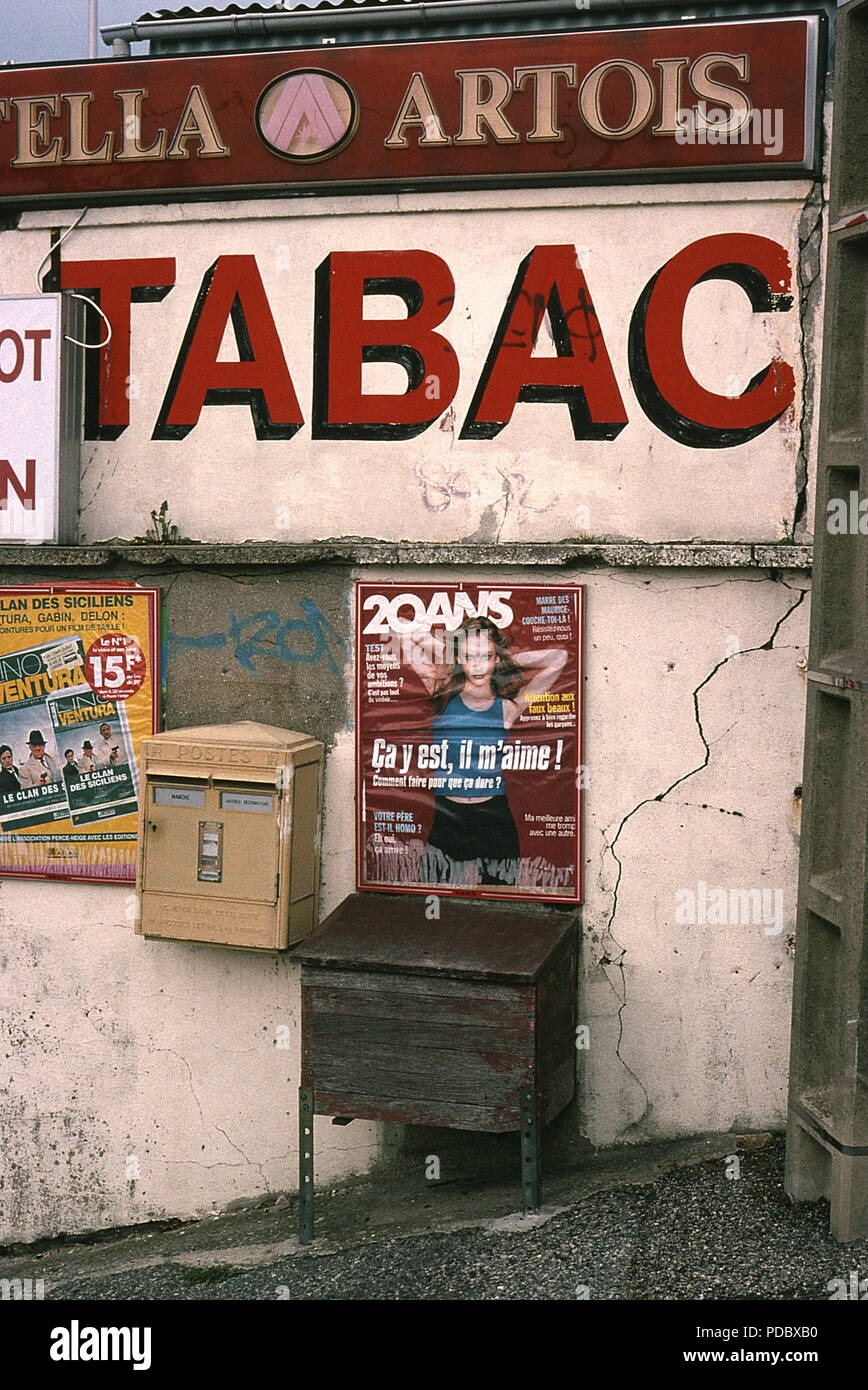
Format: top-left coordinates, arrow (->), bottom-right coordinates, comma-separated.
0,540 -> 813,570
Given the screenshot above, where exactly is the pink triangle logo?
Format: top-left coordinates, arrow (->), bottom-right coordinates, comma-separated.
256,71 -> 357,162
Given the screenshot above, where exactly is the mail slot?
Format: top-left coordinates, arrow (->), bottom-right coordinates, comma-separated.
136,721 -> 324,950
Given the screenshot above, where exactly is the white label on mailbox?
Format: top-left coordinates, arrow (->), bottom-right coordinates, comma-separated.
154,786 -> 206,807
198,820 -> 223,882
220,792 -> 274,814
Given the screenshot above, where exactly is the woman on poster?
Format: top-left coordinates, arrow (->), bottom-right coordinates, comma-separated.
408,615 -> 567,888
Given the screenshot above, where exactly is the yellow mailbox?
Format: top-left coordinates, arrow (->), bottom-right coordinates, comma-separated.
136,721 -> 324,951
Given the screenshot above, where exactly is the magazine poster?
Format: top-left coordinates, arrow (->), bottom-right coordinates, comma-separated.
356,582 -> 583,903
45,686 -> 139,827
0,584 -> 160,882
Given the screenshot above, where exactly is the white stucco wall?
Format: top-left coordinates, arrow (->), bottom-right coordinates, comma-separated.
2,179 -> 820,547
0,167 -> 824,1241
0,563 -> 809,1242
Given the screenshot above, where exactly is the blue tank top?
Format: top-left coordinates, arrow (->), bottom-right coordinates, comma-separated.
431,694 -> 507,798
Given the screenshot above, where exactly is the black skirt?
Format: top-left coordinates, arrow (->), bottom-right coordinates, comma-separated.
422,795 -> 520,886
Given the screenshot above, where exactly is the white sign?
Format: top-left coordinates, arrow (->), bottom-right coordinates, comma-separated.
0,294 -> 79,543
154,786 -> 206,808
220,791 -> 274,814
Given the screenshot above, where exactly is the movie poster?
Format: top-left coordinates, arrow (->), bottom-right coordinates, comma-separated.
0,584 -> 159,882
356,582 -> 583,903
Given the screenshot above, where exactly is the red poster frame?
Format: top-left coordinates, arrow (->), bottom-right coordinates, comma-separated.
355,581 -> 584,905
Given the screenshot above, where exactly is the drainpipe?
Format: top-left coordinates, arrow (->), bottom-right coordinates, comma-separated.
100,0 -> 799,50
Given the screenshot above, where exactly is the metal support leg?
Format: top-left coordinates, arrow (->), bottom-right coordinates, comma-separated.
520,1087 -> 541,1212
298,1086 -> 314,1246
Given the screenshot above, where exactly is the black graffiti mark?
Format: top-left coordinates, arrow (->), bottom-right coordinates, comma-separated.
528,290 -> 548,344
504,288 -> 602,361
505,289 -> 549,349
565,290 -> 603,363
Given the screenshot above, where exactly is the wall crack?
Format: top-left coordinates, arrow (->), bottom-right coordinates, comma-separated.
599,584 -> 807,1136
789,181 -> 826,540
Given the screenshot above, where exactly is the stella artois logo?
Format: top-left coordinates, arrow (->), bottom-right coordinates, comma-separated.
255,70 -> 358,162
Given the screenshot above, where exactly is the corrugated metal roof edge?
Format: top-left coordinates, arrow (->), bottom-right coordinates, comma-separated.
136,3 -> 414,16
105,0 -> 835,50
130,0 -> 820,14
132,17 -> 836,73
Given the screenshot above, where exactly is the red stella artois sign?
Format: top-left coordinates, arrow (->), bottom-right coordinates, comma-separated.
0,16 -> 821,206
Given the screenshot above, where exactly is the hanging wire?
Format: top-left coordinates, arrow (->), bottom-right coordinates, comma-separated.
63,292 -> 112,350
34,205 -> 87,290
34,205 -> 113,350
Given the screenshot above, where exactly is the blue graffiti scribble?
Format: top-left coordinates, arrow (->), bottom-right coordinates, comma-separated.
170,632 -> 227,651
169,599 -> 346,675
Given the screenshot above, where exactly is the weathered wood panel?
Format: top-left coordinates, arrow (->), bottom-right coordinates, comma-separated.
310,1088 -> 522,1132
293,891 -> 577,983
299,895 -> 579,1143
536,931 -> 578,1123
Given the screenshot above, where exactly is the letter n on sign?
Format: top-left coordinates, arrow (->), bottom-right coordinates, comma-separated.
0,293 -> 84,542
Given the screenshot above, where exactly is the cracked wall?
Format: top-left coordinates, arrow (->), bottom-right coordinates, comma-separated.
0,561 -> 812,1240
584,572 -> 810,1145
0,148 -> 829,1239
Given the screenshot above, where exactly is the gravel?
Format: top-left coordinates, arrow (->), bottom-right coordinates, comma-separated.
49,1138 -> 868,1301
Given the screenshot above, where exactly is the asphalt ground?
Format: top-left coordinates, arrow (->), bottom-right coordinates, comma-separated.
7,1135 -> 867,1302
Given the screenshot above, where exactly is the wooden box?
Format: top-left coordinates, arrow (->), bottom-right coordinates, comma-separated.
296,893 -> 578,1133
